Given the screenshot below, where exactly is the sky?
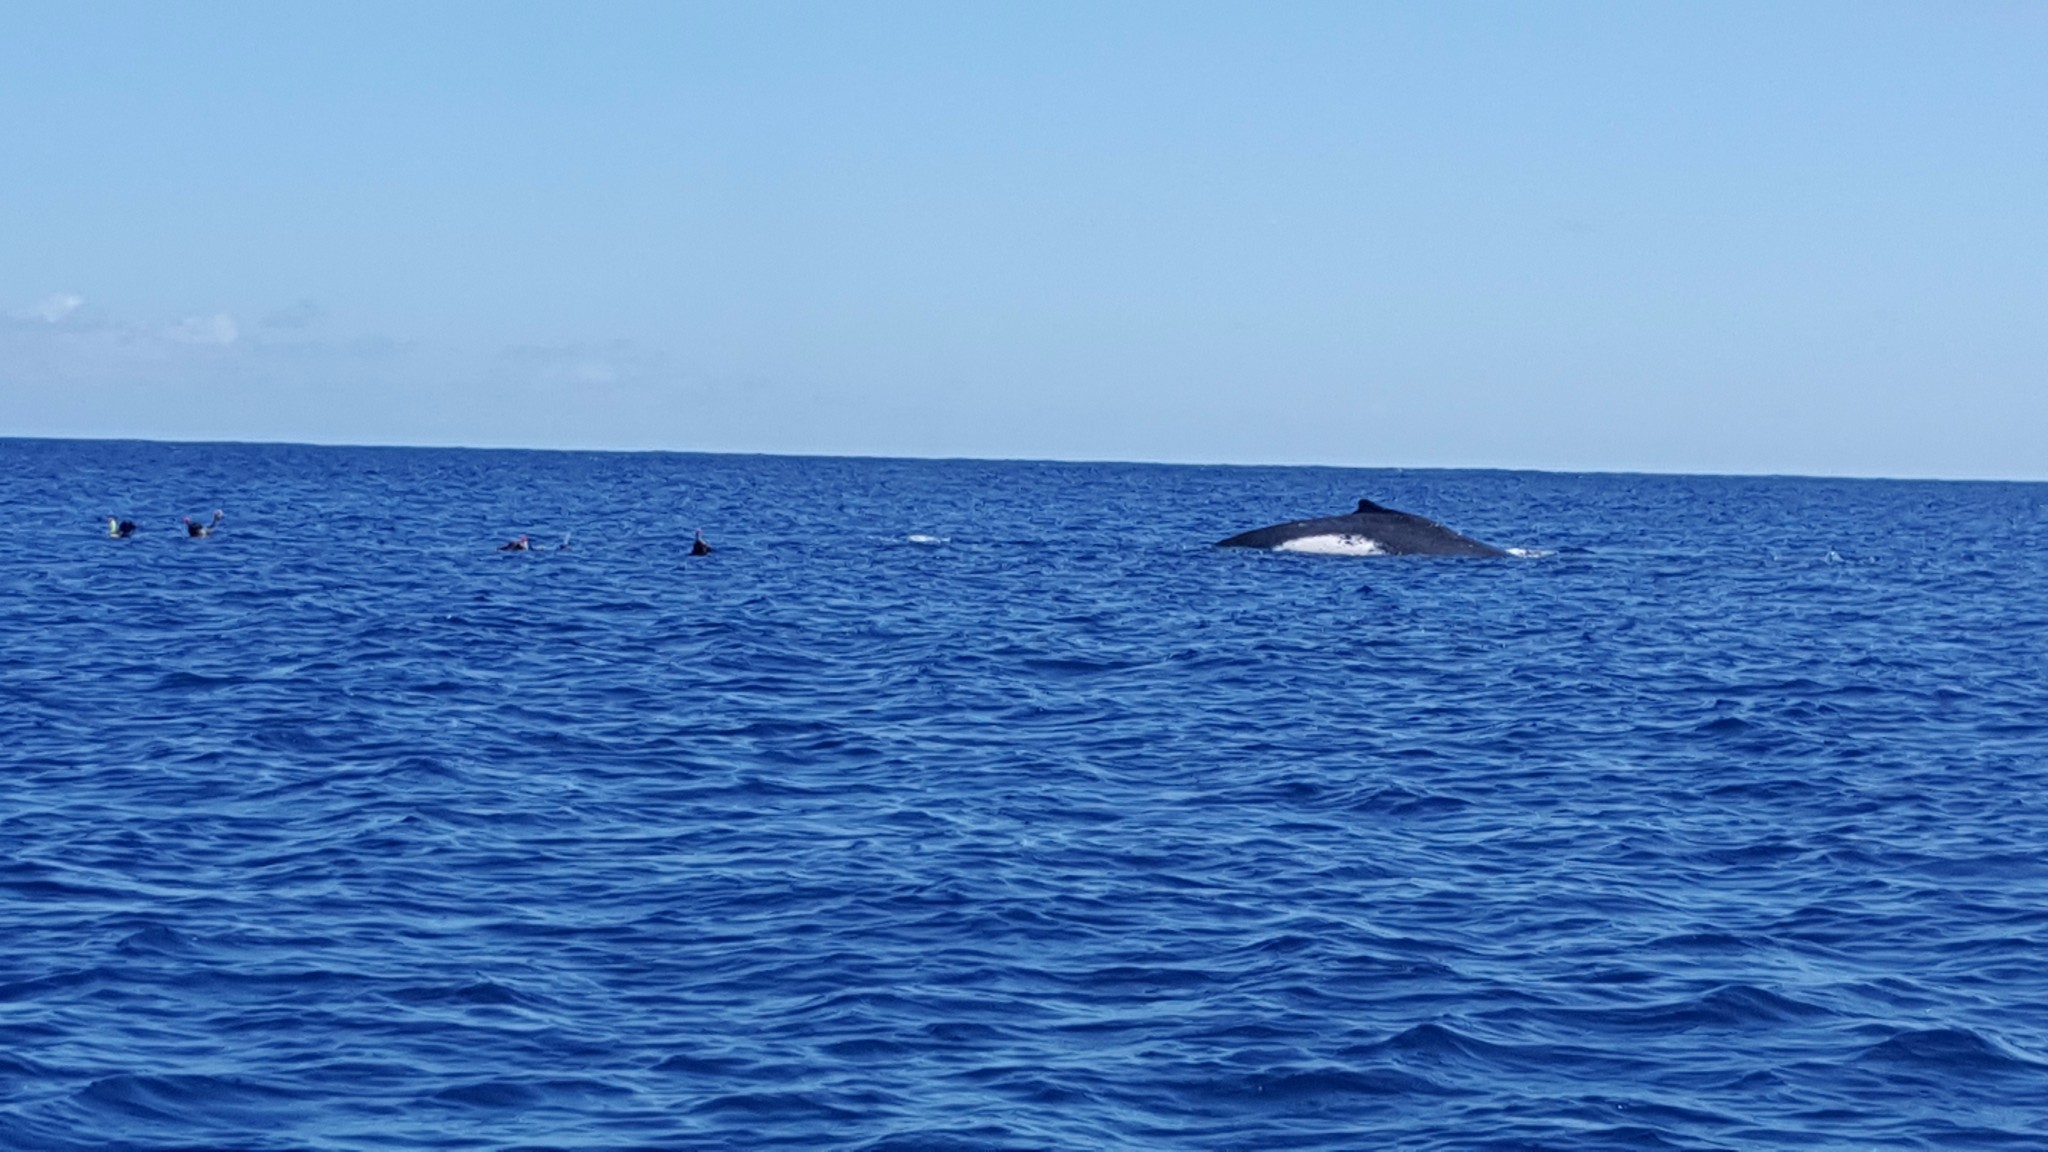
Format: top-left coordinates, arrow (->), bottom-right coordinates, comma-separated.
2,1 -> 2044,478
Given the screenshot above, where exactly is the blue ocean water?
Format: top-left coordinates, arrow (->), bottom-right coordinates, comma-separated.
3,437 -> 2047,1151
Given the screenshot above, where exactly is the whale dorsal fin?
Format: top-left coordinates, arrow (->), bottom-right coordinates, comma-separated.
1355,498 -> 1393,514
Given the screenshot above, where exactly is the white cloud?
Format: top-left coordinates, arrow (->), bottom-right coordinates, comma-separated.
15,292 -> 84,323
169,313 -> 238,346
493,341 -> 665,393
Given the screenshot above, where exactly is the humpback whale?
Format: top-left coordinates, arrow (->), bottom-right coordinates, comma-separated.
1217,499 -> 1506,557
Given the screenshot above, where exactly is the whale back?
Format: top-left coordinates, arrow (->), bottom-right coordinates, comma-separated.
1217,498 -> 1506,557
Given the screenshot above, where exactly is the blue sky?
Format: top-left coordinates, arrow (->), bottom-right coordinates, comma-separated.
3,1 -> 2043,477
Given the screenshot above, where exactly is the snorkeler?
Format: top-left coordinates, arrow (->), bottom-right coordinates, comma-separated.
106,516 -> 137,538
499,535 -> 532,552
691,529 -> 713,556
184,510 -> 224,538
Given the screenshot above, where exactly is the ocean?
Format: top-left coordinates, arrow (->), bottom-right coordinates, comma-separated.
2,437 -> 2046,1150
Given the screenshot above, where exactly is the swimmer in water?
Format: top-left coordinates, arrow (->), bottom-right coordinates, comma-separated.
498,534 -> 532,552
183,510 -> 223,538
691,529 -> 713,556
107,516 -> 137,538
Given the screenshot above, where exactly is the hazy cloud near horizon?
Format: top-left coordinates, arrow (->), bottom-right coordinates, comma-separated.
2,3 -> 2044,478
0,294 -> 820,453
23,293 -> 84,324
259,300 -> 325,331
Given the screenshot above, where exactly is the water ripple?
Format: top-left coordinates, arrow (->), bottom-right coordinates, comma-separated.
3,440 -> 2047,1149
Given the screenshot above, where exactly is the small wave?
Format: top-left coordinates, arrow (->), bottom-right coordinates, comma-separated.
1703,839 -> 1809,865
431,1079 -> 542,1108
1593,985 -> 1834,1029
388,979 -> 533,1007
653,1052 -> 753,1076
1859,1027 -> 2045,1071
1246,1066 -> 1450,1099
1645,931 -> 1753,952
77,1073 -> 296,1123
1340,785 -> 1469,817
855,1132 -> 1031,1152
820,1037 -> 916,1060
1372,1022 -> 1494,1061
923,1021 -> 1008,1044
0,966 -> 116,1003
153,670 -> 249,692
693,1090 -> 868,1121
115,924 -> 199,956
1505,546 -> 1554,558
905,534 -> 949,545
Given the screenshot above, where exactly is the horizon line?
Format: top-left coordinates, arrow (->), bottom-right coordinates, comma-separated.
4,432 -> 2042,487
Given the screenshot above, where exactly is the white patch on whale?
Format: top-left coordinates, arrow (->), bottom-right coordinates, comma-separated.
1275,533 -> 1386,556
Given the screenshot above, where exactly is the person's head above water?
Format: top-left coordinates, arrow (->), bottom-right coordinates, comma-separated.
499,534 -> 532,551
106,516 -> 137,538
